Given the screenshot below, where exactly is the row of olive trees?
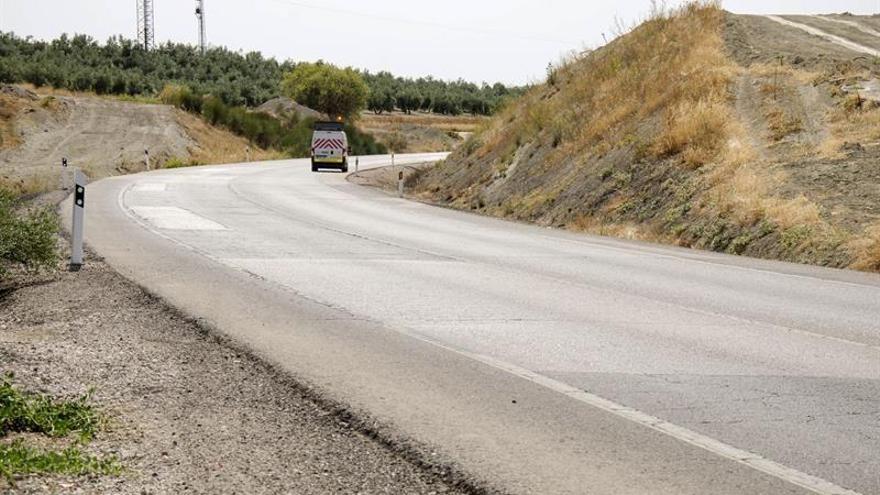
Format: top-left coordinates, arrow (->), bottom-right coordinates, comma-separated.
0,31 -> 521,115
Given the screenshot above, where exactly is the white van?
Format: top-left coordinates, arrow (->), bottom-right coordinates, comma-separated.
311,122 -> 350,173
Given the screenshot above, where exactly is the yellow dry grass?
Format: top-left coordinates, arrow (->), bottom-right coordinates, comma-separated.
360,112 -> 483,133
819,103 -> 880,158
849,224 -> 880,271
174,110 -> 282,166
478,2 -> 737,171
0,94 -> 26,150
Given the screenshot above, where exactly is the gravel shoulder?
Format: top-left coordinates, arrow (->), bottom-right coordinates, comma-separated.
0,247 -> 472,494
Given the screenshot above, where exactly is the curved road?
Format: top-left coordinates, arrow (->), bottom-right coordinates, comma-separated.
78,155 -> 880,494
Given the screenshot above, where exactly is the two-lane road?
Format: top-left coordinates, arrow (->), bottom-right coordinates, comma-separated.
78,155 -> 880,494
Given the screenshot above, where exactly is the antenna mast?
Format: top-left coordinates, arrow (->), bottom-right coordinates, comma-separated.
136,0 -> 155,51
195,0 -> 207,54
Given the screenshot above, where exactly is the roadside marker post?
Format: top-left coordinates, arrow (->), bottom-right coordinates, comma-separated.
144,149 -> 151,171
60,157 -> 69,190
355,156 -> 359,172
398,170 -> 404,198
245,146 -> 251,162
70,169 -> 86,271
392,153 -> 395,167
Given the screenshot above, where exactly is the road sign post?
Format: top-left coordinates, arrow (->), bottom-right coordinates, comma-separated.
70,169 -> 86,270
355,156 -> 359,172
398,170 -> 404,198
144,149 -> 151,171
245,146 -> 251,162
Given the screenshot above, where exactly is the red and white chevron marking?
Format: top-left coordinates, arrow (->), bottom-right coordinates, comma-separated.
313,138 -> 345,150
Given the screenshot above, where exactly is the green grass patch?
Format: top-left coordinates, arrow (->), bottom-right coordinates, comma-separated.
0,440 -> 120,482
0,374 -> 102,441
0,186 -> 59,279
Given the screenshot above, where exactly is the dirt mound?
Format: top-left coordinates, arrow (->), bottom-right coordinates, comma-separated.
0,87 -> 274,188
256,96 -> 325,121
410,6 -> 880,272
0,84 -> 38,101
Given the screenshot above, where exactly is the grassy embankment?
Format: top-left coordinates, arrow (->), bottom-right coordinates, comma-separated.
412,3 -> 880,271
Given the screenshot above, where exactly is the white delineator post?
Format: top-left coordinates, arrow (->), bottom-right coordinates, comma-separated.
144,149 -> 151,171
60,157 -> 69,190
245,146 -> 251,162
70,169 -> 86,270
355,156 -> 359,172
398,170 -> 404,198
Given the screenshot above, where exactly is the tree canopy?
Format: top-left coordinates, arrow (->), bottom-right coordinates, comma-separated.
0,31 -> 524,115
280,62 -> 368,119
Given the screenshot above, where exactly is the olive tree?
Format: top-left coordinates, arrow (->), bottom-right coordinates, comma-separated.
281,62 -> 368,119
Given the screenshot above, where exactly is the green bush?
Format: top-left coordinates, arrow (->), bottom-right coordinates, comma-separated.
281,62 -> 368,119
162,86 -> 386,158
0,188 -> 59,278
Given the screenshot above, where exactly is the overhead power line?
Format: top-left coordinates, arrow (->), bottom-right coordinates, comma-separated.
264,0 -> 578,46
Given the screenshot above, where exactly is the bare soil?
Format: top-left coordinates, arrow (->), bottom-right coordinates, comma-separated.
0,91 -> 193,182
0,86 -> 271,187
0,251 -> 475,494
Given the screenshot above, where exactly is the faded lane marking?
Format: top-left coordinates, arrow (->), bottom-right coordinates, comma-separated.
129,206 -> 227,231
132,183 -> 167,192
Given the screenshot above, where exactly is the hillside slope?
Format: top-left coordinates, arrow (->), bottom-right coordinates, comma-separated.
0,86 -> 273,189
412,5 -> 880,272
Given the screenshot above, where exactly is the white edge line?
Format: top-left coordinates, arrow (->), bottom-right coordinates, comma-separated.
420,338 -> 863,495
115,174 -> 862,495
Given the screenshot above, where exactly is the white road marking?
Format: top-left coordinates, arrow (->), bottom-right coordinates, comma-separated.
129,206 -> 227,231
132,183 -> 167,192
765,15 -> 880,57
414,336 -> 863,495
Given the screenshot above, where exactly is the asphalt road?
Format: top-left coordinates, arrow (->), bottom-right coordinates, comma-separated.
77,154 -> 880,495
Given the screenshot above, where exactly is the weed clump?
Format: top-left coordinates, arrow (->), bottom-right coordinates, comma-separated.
0,440 -> 121,482
0,186 -> 58,279
0,374 -> 118,484
0,374 -> 102,440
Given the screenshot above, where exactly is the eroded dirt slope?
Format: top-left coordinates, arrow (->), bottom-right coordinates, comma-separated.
0,87 -> 268,186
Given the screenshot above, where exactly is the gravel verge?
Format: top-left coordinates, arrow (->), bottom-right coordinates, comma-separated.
0,251 -> 474,494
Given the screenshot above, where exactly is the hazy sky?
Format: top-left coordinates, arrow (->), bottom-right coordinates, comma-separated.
1,1 -> 878,84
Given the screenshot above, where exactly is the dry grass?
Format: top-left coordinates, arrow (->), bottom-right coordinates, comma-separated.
360,112 -> 483,133
819,102 -> 880,157
359,112 -> 478,153
174,110 -> 282,165
0,174 -> 54,197
655,99 -> 731,168
0,94 -> 27,150
474,2 -> 737,170
765,107 -> 803,141
849,224 -> 880,271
